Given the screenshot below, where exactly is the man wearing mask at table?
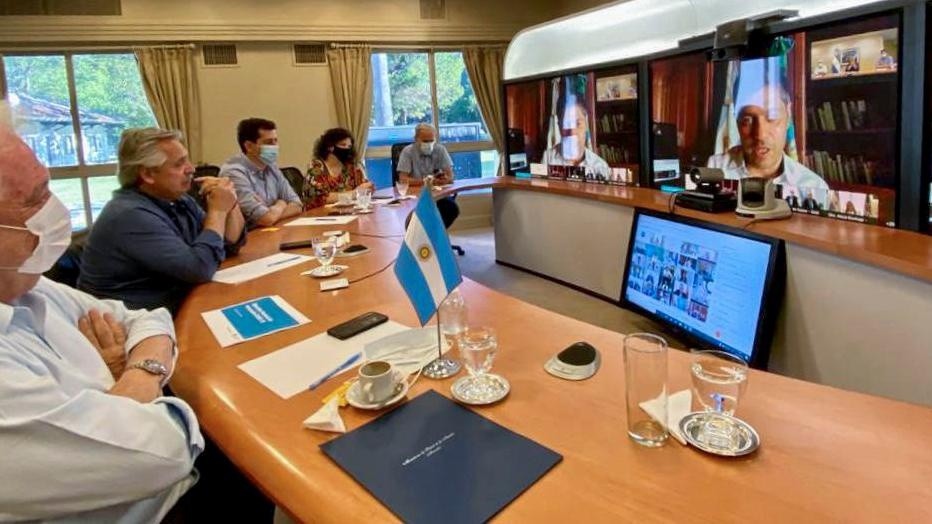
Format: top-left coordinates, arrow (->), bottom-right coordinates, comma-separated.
397,123 -> 459,228
220,117 -> 303,228
0,108 -> 203,522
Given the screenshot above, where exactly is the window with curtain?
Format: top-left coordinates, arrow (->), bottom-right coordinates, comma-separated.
366,50 -> 498,189
2,52 -> 156,231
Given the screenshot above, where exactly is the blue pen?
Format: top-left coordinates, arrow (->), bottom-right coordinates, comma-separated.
268,255 -> 302,267
308,353 -> 361,390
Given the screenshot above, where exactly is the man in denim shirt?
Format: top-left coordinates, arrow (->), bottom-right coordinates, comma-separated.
79,128 -> 245,314
220,118 -> 303,228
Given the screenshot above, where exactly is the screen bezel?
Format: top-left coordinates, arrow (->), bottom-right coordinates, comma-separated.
618,208 -> 786,369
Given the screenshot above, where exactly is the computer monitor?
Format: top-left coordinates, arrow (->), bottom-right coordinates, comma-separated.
620,209 -> 785,368
509,152 -> 528,171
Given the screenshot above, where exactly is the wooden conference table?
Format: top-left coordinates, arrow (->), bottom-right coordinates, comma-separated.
172,186 -> 932,522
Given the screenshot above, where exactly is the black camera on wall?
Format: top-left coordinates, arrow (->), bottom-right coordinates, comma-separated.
706,9 -> 799,62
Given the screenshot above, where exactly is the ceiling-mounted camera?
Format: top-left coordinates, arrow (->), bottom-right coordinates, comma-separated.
706,9 -> 799,62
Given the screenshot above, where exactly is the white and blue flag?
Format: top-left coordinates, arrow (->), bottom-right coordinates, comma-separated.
394,187 -> 463,326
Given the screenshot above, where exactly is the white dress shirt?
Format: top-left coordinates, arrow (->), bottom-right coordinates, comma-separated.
707,146 -> 830,190
0,278 -> 204,523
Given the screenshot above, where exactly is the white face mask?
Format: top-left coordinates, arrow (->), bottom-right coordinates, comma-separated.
419,141 -> 435,155
0,194 -> 72,274
561,136 -> 581,161
364,327 -> 448,376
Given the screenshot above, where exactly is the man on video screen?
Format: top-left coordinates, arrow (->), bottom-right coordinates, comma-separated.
543,100 -> 610,178
707,83 -> 828,190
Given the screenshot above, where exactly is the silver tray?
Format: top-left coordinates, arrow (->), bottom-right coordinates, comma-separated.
450,374 -> 510,405
679,412 -> 760,457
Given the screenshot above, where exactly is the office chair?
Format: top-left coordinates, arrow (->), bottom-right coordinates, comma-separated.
391,142 -> 464,256
280,166 -> 305,197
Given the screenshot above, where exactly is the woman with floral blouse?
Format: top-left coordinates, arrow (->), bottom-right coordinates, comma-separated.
302,128 -> 373,209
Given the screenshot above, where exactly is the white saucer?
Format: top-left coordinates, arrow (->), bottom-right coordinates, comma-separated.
346,380 -> 410,410
303,264 -> 347,278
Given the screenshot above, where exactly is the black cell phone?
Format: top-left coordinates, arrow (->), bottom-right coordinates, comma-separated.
335,244 -> 369,258
327,312 -> 389,340
279,239 -> 314,250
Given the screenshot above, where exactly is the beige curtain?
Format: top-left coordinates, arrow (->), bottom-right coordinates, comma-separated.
134,46 -> 202,161
463,45 -> 507,175
327,46 -> 373,158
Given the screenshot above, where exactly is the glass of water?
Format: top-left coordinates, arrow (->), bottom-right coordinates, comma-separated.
423,289 -> 465,379
395,178 -> 409,197
311,236 -> 336,273
355,186 -> 372,210
453,326 -> 508,403
690,350 -> 749,451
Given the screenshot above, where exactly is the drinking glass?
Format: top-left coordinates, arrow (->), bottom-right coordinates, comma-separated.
396,179 -> 409,197
690,350 -> 749,451
355,186 -> 372,210
311,236 -> 336,273
423,289 -> 465,379
623,333 -> 668,447
453,326 -> 508,402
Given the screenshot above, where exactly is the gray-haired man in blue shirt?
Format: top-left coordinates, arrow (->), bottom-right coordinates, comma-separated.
220,117 -> 303,228
79,128 -> 246,314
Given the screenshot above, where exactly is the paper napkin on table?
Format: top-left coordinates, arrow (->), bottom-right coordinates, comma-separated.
303,397 -> 346,433
640,389 -> 692,445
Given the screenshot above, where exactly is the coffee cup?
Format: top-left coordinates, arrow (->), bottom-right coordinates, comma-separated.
358,360 -> 404,403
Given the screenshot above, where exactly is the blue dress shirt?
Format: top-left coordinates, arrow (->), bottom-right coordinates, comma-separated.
0,278 -> 203,523
79,188 -> 240,314
220,153 -> 301,228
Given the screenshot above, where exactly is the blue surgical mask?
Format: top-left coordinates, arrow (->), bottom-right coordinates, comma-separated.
259,144 -> 279,165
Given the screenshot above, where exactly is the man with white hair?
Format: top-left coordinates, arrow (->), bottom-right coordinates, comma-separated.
0,107 -> 203,522
79,128 -> 245,314
397,123 -> 460,228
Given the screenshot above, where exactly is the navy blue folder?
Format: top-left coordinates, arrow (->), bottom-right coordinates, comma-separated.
320,390 -> 562,524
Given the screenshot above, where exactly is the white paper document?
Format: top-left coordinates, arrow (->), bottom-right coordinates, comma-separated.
212,253 -> 313,284
201,295 -> 310,348
238,320 -> 410,399
284,216 -> 358,227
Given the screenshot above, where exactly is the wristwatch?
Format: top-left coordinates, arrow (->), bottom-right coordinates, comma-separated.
130,359 -> 169,382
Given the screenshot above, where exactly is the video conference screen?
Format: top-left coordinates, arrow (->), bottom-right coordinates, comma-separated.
623,212 -> 777,362
504,66 -> 640,185
650,13 -> 900,227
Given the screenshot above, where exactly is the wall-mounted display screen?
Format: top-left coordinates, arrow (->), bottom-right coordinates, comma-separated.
505,66 -> 639,186
650,13 -> 900,227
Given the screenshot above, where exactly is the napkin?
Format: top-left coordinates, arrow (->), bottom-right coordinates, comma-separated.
639,389 -> 692,445
303,397 -> 346,433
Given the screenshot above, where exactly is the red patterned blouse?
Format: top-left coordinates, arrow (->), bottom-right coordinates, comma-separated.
302,159 -> 368,209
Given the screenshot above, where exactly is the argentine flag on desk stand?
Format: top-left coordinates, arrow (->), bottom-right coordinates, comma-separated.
394,187 -> 463,326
